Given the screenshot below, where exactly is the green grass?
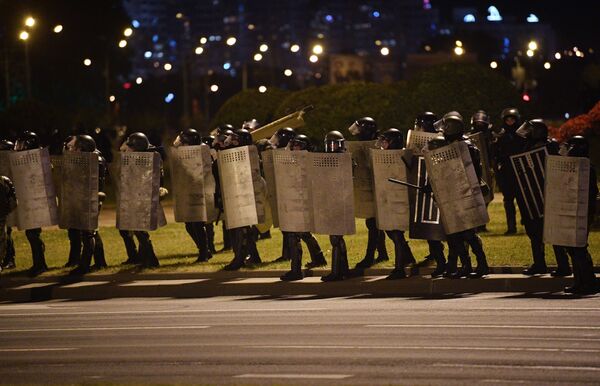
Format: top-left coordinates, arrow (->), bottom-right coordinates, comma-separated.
5,196 -> 600,276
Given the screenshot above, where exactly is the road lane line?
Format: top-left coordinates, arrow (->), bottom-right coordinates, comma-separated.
119,279 -> 208,286
0,308 -> 328,317
0,348 -> 77,352
234,374 -> 352,379
433,363 -> 600,372
365,324 -> 600,330
248,345 -> 600,353
0,325 -> 210,333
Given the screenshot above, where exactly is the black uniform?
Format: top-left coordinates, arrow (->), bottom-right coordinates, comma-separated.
0,176 -> 17,275
0,139 -> 16,270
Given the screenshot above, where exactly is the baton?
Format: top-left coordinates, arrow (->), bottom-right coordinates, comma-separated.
387,178 -> 423,190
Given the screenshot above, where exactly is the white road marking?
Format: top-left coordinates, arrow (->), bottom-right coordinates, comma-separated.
10,282 -> 58,290
0,325 -> 210,333
119,279 -> 208,286
248,345 -> 600,353
224,278 -> 282,284
365,324 -> 600,330
433,363 -> 600,372
0,308 -> 327,317
0,348 -> 77,352
234,374 -> 352,380
60,281 -> 110,288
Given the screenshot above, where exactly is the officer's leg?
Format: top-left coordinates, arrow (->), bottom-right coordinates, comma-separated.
322,235 -> 347,281
375,230 -> 390,263
1,226 -> 15,268
65,228 -> 82,267
385,230 -> 409,280
301,232 -> 327,268
244,226 -> 261,265
26,228 -> 47,276
355,218 -> 378,269
499,174 -> 517,234
280,232 -> 303,281
185,222 -> 201,249
223,227 -> 245,271
135,231 -> 159,268
221,222 -> 232,251
448,232 -> 472,279
429,240 -> 447,278
274,230 -> 290,262
196,222 -> 212,262
205,223 -> 216,254
119,230 -> 139,264
522,218 -> 547,275
565,247 -> 597,294
70,231 -> 95,275
92,231 -> 107,268
551,245 -> 572,276
465,230 -> 489,278
0,219 -> 7,272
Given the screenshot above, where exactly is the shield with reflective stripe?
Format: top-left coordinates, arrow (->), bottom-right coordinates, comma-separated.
59,151 -> 99,231
467,132 -> 494,204
510,147 -> 548,220
406,130 -> 439,155
9,148 -> 58,230
543,155 -> 589,247
370,149 -> 410,231
407,155 -> 445,241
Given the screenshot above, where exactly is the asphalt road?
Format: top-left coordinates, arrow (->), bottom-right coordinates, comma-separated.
1,294 -> 600,385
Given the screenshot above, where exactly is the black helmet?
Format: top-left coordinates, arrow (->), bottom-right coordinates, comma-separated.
242,119 -> 261,131
427,136 -> 449,150
228,128 -> 253,147
414,112 -> 438,133
501,107 -> 521,130
0,139 -> 14,151
124,132 -> 150,151
563,135 -> 589,158
288,134 -> 313,151
436,111 -> 464,142
201,135 -> 215,147
377,128 -> 404,150
324,130 -> 345,153
348,117 -> 377,140
269,127 -> 296,148
470,110 -> 491,133
15,131 -> 40,151
516,119 -> 547,141
214,125 -> 235,150
76,135 -> 97,152
176,128 -> 201,146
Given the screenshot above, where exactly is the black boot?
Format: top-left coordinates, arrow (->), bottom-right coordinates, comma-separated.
26,228 -> 47,276
206,223 -> 217,254
468,233 -> 489,278
305,252 -> 327,269
551,246 -> 572,277
322,236 -> 346,282
374,230 -> 389,263
504,197 -> 517,235
2,227 -> 16,269
136,232 -> 159,268
357,218 -> 378,269
224,228 -> 245,271
65,228 -> 82,267
91,232 -> 108,270
70,231 -> 95,276
281,235 -> 303,281
119,230 -> 139,264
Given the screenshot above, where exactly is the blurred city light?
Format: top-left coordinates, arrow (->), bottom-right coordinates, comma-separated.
109,95 -> 116,102
527,14 -> 539,23
124,27 -> 133,37
19,31 -> 29,41
83,58 -> 92,66
163,63 -> 172,71
544,62 -> 551,69
455,40 -> 463,47
258,85 -> 267,93
290,44 -> 300,53
165,93 -> 174,103
195,46 -> 204,55
25,16 -> 36,27
454,46 -> 464,55
53,25 -> 63,33
463,14 -> 475,23
528,41 -> 538,51
223,62 -> 231,70
200,37 -> 207,44
259,43 -> 269,52
487,6 -> 503,21
226,37 -> 236,46
132,20 -> 140,28
526,49 -> 534,57
309,54 -> 319,63
210,84 -> 219,92
118,39 -> 127,48
380,47 -> 390,56
490,61 -> 498,69
284,69 -> 293,76
135,77 -> 143,84
312,44 -> 323,55
522,93 -> 530,102
253,53 -> 263,61
554,52 -> 562,60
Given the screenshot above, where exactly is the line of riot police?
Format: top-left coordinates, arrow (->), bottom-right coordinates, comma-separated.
0,110 -> 596,294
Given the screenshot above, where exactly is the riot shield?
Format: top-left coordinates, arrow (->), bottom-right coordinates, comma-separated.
9,148 -> 58,230
261,149 -> 279,228
273,150 -> 313,232
169,144 -> 216,223
249,145 -> 267,225
406,130 -> 439,155
50,155 -> 63,199
115,151 -> 166,231
310,152 -> 355,235
407,155 -> 446,241
543,155 -> 590,247
346,141 -> 376,218
370,149 -> 410,231
0,151 -> 17,227
510,147 -> 547,220
425,141 -> 489,234
59,152 -> 99,231
467,132 -> 494,204
217,145 -> 264,229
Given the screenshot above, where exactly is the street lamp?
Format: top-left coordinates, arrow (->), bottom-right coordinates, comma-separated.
195,47 -> 204,55
380,47 -> 390,56
83,58 -> 92,66
544,62 -> 551,69
226,37 -> 236,46
253,53 -> 263,62
309,54 -> 319,63
259,44 -> 269,52
490,61 -> 498,69
123,28 -> 133,37
258,85 -> 267,93
118,39 -> 127,48
526,49 -> 534,57
454,46 -> 464,56
210,84 -> 219,92
25,16 -> 36,28
290,44 -> 300,53
284,69 -> 293,76
528,41 -> 538,51
53,25 -> 63,33
18,31 -> 32,99
554,52 -> 562,60
164,63 -> 172,71
135,77 -> 143,84
312,44 -> 323,55
19,31 -> 29,41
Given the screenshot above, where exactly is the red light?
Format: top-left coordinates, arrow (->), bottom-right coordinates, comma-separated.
123,82 -> 132,89
522,94 -> 530,102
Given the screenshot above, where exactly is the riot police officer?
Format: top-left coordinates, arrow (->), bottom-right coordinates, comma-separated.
0,175 -> 17,275
559,136 -> 598,294
434,112 -> 490,278
321,131 -> 351,282
67,135 -> 108,275
492,107 -> 524,235
468,110 -> 494,231
0,140 -> 16,270
119,132 -> 165,268
348,117 -> 389,269
213,125 -> 235,252
514,119 -> 571,276
242,119 -> 261,132
222,128 -> 262,270
376,128 -> 417,279
173,128 -> 213,263
14,131 -> 48,276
